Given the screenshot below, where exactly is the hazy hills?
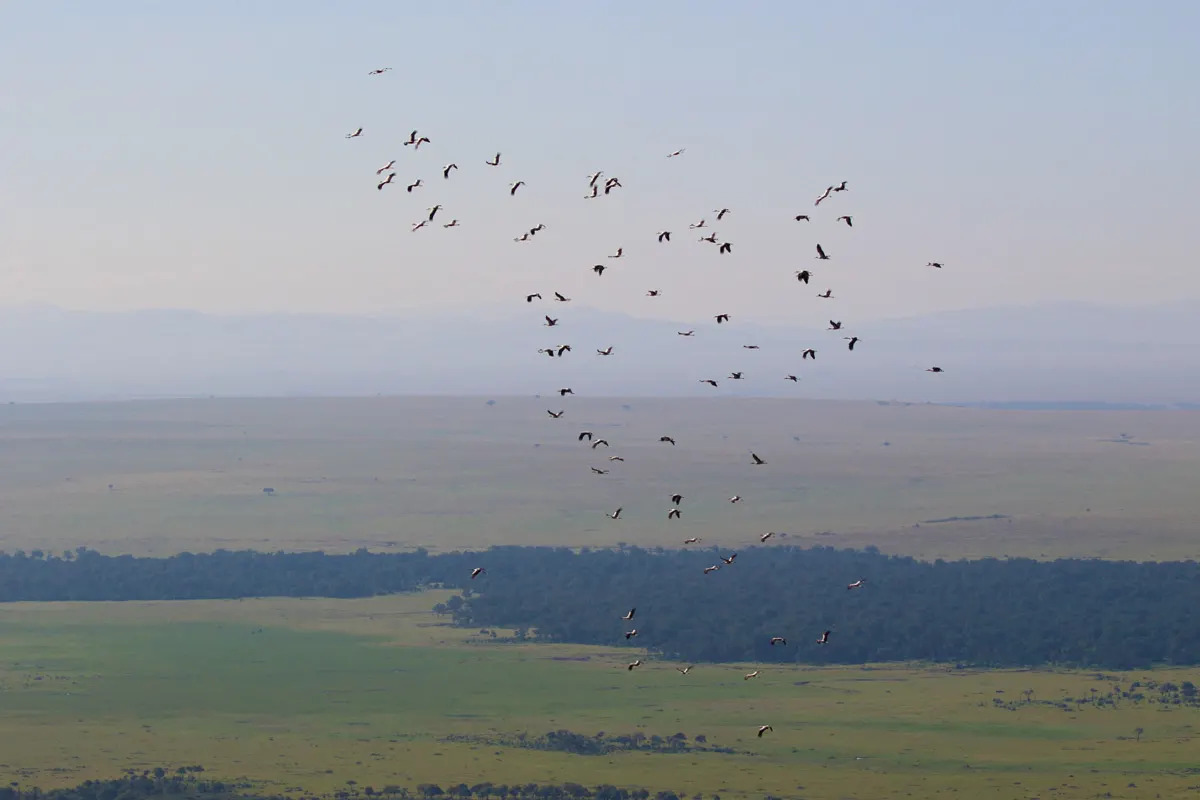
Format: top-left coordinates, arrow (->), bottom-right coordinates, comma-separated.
0,302 -> 1197,404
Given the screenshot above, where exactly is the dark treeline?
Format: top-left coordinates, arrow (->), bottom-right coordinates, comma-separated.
4,772 -> 716,800
3,545 -> 1200,669
445,545 -> 1200,670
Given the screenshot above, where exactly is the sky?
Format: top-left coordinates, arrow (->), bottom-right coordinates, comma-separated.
2,1 -> 1197,325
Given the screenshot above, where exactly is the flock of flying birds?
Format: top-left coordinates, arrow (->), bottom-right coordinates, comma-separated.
353,66 -> 949,741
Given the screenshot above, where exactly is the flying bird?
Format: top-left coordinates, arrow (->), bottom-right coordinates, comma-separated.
703,565 -> 720,575
670,493 -> 684,505
927,262 -> 944,269
367,68 -> 391,75
677,665 -> 693,674
544,316 -> 559,327
345,128 -> 363,139
926,366 -> 944,373
719,242 -> 732,254
677,330 -> 695,336
470,567 -> 485,579
837,215 -> 853,227
590,467 -> 609,476
760,531 -> 775,542
683,537 -> 701,544
795,270 -> 812,284
609,456 -> 624,462
526,293 -> 543,303
609,248 -> 623,258
802,349 -> 816,360
646,290 -> 661,297
744,670 -> 759,680
751,453 -> 766,465
515,233 -> 531,242
743,345 -> 760,350
660,436 -> 676,445
814,186 -> 833,206
828,320 -> 843,330
412,136 -> 430,149
844,336 -> 859,351
587,171 -> 603,186
443,219 -> 460,228
597,346 -> 614,356
585,185 -> 599,199
622,608 -> 636,621
411,220 -> 428,232
442,163 -> 458,179
689,219 -> 707,229
833,180 -> 848,192
579,431 -> 593,441
785,375 -> 799,382
757,725 -> 772,737
721,553 -> 737,565
847,579 -> 865,590
591,439 -> 609,448
406,179 -> 423,193
624,629 -> 637,639
769,636 -> 786,646
509,181 -> 525,195
547,410 -> 564,418
558,387 -> 574,396
658,231 -> 671,243
817,290 -> 833,299
728,372 -> 743,380
427,204 -> 442,221
377,173 -> 395,190
376,160 -> 396,175
607,507 -> 623,519
404,130 -> 419,145
486,153 -> 501,166
817,630 -> 831,645
794,214 -> 810,222
530,223 -> 546,235
815,244 -> 829,260
699,233 -> 719,244
730,496 -> 742,503
667,148 -> 686,157
700,379 -> 719,388
627,659 -> 642,671
554,292 -> 570,302
668,508 -> 681,519
715,208 -> 731,220
715,314 -> 730,324
593,264 -> 607,276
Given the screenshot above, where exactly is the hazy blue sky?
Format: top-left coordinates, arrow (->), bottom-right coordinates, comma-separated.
2,1 -> 1196,324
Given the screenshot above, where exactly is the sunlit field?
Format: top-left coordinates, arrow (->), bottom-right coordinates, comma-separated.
1,397 -> 1199,561
1,593 -> 1198,800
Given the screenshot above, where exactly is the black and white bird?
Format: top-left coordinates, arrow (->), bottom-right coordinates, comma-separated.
607,507 -> 623,519
802,348 -> 817,360
627,659 -> 642,671
597,346 -> 614,356
442,219 -> 460,228
406,179 -> 423,193
847,579 -> 865,590
345,128 -> 363,139
486,152 -> 501,166
795,270 -> 812,284
658,231 -> 671,243
751,453 -> 766,465
510,181 -> 525,195
837,215 -> 853,227
817,630 -> 831,645
622,608 -> 636,621
377,173 -> 395,190
769,636 -> 786,646
715,208 -> 731,220
376,160 -> 396,175
715,314 -> 730,324
757,725 -> 773,738
470,567 -> 486,579
427,205 -> 442,221
442,163 -> 458,179
815,244 -> 830,260
667,148 -> 686,158
368,68 -> 392,75
845,336 -> 859,351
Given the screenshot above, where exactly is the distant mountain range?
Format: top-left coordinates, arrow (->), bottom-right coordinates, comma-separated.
0,302 -> 1197,404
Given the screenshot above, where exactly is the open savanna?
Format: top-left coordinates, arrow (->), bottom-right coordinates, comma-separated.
2,396 -> 1199,560
2,592 -> 1199,800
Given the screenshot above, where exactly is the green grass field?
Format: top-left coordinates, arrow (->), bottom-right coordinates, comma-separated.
1,396 -> 1200,561
2,592 -> 1199,799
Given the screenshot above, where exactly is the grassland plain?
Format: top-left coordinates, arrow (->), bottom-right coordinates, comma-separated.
2,593 -> 1200,800
1,396 -> 1199,561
